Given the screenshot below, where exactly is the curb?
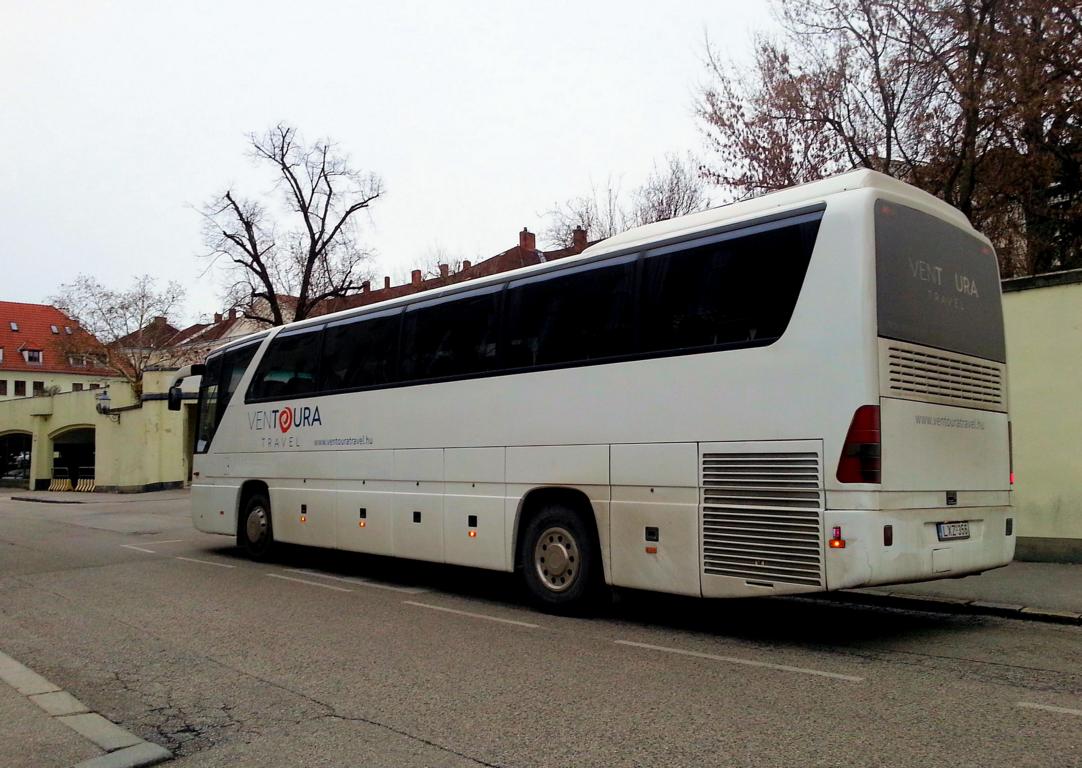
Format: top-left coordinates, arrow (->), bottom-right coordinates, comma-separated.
9,496 -> 87,505
0,650 -> 170,768
825,590 -> 1082,625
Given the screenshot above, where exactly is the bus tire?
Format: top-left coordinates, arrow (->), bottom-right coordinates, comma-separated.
239,491 -> 275,560
520,503 -> 602,614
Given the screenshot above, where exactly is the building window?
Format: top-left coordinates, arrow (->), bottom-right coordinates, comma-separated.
24,349 -> 43,364
9,322 -> 17,331
89,383 -> 100,390
0,380 -> 6,396
0,348 -> 3,363
73,383 -> 83,392
14,381 -> 26,397
68,354 -> 87,368
50,325 -> 59,334
64,326 -> 72,335
32,381 -> 44,396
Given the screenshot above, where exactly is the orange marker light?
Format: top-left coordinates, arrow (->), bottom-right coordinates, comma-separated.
645,546 -> 658,554
300,515 -> 307,524
829,539 -> 846,548
829,525 -> 846,549
468,530 -> 477,538
358,520 -> 366,528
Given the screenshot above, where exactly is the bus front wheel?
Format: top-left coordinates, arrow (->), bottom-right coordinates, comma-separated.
520,504 -> 602,613
239,492 -> 275,560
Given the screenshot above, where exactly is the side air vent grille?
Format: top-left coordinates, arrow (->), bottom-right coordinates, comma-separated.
885,344 -> 1005,411
701,452 -> 823,587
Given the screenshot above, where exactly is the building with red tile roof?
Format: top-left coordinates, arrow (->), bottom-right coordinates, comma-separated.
0,301 -> 120,400
315,226 -> 592,316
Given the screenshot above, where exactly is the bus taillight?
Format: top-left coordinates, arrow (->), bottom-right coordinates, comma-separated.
836,405 -> 881,484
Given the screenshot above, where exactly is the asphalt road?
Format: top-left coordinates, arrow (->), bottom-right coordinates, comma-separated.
1,493 -> 1080,767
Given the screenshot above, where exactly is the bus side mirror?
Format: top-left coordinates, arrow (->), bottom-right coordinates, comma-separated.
167,386 -> 183,411
191,364 -> 205,376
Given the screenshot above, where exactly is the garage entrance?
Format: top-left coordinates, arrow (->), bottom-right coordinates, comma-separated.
51,427 -> 96,491
0,432 -> 32,489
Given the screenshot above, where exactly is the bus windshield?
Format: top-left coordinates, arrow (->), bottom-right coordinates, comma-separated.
194,342 -> 260,453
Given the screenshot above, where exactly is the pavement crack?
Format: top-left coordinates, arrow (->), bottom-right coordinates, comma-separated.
318,711 -> 506,768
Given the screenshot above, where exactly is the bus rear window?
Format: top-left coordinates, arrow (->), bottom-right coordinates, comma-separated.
875,200 -> 1006,362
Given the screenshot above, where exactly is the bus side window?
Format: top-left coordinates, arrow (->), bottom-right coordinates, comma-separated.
248,330 -> 322,401
400,289 -> 501,382
219,343 -> 258,414
504,259 -> 635,369
640,218 -> 820,354
322,312 -> 400,391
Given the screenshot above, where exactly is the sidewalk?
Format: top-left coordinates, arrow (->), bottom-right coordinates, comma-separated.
0,678 -> 100,768
845,561 -> 1082,623
0,650 -> 170,768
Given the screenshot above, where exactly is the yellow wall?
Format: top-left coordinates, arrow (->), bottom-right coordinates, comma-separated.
0,370 -> 193,492
0,370 -> 118,400
1003,277 -> 1082,543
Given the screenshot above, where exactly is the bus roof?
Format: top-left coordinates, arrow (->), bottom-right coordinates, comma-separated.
262,169 -> 973,338
583,169 -> 972,260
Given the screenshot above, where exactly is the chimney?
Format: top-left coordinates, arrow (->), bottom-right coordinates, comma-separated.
519,227 -> 536,252
213,312 -> 222,323
439,263 -> 449,278
462,260 -> 471,270
411,269 -> 422,286
152,315 -> 166,325
228,308 -> 236,320
572,227 -> 588,251
361,280 -> 370,293
384,276 -> 391,289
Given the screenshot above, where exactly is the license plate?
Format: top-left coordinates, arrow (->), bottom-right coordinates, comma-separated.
937,521 -> 970,541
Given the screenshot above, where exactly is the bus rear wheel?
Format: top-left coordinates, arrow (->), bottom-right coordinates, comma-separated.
521,504 -> 602,613
239,492 -> 275,560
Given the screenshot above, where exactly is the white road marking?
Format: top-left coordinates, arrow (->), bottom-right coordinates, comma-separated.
175,556 -> 235,569
267,573 -> 352,592
286,568 -> 427,594
403,600 -> 539,628
119,545 -> 156,554
613,640 -> 864,682
1017,702 -> 1082,717
147,539 -> 186,544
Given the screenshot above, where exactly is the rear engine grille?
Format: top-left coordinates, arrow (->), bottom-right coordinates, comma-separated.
701,452 -> 823,587
885,345 -> 1004,410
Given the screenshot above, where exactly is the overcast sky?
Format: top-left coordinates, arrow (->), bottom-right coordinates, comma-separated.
1,0 -> 771,324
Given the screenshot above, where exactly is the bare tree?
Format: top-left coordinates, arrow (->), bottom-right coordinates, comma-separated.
201,123 -> 383,325
51,274 -> 186,392
544,157 -> 708,248
628,154 -> 711,227
697,0 -> 1082,276
415,244 -> 466,280
543,177 -> 626,248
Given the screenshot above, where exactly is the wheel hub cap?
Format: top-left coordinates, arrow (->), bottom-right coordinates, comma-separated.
533,526 -> 578,593
246,507 -> 267,543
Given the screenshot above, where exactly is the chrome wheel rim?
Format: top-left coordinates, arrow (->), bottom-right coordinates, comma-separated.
533,526 -> 579,593
246,506 -> 268,546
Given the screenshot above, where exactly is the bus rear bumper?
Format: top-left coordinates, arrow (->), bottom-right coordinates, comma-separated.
823,506 -> 1015,591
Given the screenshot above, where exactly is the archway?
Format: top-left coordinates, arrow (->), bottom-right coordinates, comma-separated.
50,426 -> 96,489
0,431 -> 32,489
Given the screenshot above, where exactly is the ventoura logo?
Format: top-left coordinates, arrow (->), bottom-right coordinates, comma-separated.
248,406 -> 323,434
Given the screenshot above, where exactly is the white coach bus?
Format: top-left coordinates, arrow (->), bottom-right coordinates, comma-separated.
170,169 -> 1014,611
